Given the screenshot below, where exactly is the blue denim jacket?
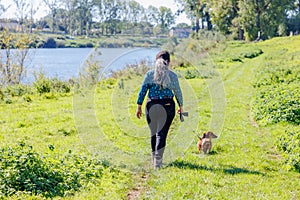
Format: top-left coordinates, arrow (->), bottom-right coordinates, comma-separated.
137,70 -> 183,106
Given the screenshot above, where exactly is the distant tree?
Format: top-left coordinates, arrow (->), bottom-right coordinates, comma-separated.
175,0 -> 206,33
0,0 -> 11,17
43,0 -> 61,33
158,6 -> 175,34
60,0 -> 77,35
76,0 -> 95,36
127,0 -> 142,24
13,0 -> 30,31
28,0 -> 39,32
146,5 -> 159,25
101,0 -> 121,35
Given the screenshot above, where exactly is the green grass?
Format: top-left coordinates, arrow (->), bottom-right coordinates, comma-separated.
0,35 -> 299,199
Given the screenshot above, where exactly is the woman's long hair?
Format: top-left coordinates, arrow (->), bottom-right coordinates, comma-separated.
154,58 -> 170,89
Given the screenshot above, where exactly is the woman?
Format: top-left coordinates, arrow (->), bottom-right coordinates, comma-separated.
136,50 -> 183,169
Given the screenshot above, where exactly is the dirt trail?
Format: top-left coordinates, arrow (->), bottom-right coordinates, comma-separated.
127,173 -> 149,200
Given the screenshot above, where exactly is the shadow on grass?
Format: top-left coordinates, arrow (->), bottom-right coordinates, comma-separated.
167,160 -> 265,176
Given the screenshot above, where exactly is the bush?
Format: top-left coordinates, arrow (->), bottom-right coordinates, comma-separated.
253,83 -> 300,124
44,37 -> 56,48
253,64 -> 300,125
241,49 -> 263,59
276,128 -> 300,172
0,143 -> 106,198
3,85 -> 32,97
254,66 -> 299,88
78,43 -> 87,48
34,77 -> 51,94
33,71 -> 72,94
86,42 -> 94,48
185,69 -> 197,79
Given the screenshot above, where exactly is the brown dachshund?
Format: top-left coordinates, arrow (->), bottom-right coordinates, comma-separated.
197,131 -> 218,154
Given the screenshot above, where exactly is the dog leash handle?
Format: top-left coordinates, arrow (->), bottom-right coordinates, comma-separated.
178,112 -> 188,122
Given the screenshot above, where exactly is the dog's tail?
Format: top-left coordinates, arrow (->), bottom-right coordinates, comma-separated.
193,130 -> 204,141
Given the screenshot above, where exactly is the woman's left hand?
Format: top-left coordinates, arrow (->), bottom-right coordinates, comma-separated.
136,105 -> 142,119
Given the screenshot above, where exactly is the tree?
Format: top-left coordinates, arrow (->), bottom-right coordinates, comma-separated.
43,0 -> 61,33
0,29 -> 34,85
0,0 -> 11,17
13,0 -> 30,31
286,0 -> 300,34
208,0 -> 239,34
103,0 -> 122,35
60,0 -> 77,35
28,0 -> 40,32
176,0 -> 206,33
146,5 -> 159,25
238,0 -> 295,40
76,0 -> 95,36
158,6 -> 175,34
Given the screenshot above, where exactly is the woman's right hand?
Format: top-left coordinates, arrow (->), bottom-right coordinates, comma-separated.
177,106 -> 183,114
136,105 -> 142,119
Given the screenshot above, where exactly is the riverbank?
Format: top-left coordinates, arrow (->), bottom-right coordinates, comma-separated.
1,31 -> 170,49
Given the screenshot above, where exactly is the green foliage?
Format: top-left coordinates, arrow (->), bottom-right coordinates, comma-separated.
44,37 -> 56,48
253,64 -> 300,124
241,49 -> 263,59
229,48 -> 264,62
33,70 -> 72,94
0,84 -> 33,103
184,69 -> 197,79
78,50 -> 103,87
0,142 -> 106,198
253,83 -> 300,124
276,128 -> 300,172
0,29 -> 35,85
22,94 -> 32,102
251,36 -> 300,173
2,84 -> 32,97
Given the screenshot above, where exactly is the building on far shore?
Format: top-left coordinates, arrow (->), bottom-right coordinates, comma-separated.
169,27 -> 191,38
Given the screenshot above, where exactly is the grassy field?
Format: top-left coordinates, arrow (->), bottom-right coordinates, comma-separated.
0,35 -> 299,199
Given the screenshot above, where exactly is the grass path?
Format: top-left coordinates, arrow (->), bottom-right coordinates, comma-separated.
134,41 -> 300,199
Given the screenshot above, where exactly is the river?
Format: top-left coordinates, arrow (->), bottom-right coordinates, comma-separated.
1,48 -> 159,83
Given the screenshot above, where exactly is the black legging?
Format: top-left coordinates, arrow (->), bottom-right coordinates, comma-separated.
145,98 -> 175,164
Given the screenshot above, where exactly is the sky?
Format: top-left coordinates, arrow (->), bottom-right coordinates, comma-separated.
1,0 -> 190,24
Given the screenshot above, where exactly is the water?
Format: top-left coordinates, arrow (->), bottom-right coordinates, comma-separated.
1,48 -> 159,83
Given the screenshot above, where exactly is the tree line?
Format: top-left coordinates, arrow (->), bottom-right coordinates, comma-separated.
0,0 -> 176,36
1,0 -> 300,40
177,0 -> 300,40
